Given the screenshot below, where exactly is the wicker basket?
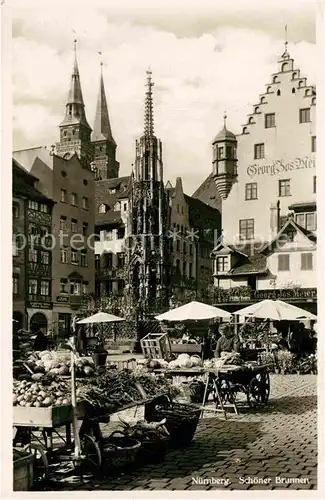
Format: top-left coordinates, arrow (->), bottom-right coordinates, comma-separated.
144,395 -> 200,448
102,432 -> 141,469
189,380 -> 206,404
137,436 -> 170,464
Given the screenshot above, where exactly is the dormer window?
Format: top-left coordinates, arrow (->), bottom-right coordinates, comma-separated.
216,256 -> 229,273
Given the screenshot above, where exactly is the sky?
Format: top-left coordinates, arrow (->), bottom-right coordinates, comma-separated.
11,0 -> 317,195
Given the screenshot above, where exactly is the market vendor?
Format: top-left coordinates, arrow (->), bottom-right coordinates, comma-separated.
214,323 -> 241,358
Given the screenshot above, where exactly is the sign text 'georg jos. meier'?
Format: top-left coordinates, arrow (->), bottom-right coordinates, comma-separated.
247,156 -> 315,177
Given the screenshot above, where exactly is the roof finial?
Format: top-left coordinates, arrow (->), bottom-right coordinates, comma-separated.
144,67 -> 155,137
72,34 -> 79,75
282,25 -> 289,57
223,111 -> 227,128
98,51 -> 103,71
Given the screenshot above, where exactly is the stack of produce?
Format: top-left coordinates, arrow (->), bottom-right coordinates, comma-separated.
23,351 -> 95,379
119,418 -> 170,441
13,378 -> 70,407
76,370 -> 143,413
146,354 -> 203,370
204,352 -> 243,369
131,372 -> 177,398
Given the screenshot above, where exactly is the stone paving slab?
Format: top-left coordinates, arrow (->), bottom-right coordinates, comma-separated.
33,374 -> 317,492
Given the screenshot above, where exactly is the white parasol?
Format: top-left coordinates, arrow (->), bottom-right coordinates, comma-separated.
235,299 -> 317,321
155,301 -> 231,321
76,311 -> 125,324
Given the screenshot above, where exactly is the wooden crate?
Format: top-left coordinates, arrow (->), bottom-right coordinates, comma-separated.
13,405 -> 73,428
171,343 -> 202,355
140,332 -> 171,360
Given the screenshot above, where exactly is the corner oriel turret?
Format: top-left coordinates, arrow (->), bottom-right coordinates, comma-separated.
56,40 -> 93,169
212,113 -> 237,200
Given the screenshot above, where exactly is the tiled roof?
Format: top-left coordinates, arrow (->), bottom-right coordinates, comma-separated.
96,212 -> 123,227
191,173 -> 222,212
229,254 -> 268,275
184,194 -> 221,229
261,218 -> 316,253
13,159 -> 53,204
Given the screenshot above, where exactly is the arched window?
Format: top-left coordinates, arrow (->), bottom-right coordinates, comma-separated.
98,204 -> 108,214
260,96 -> 266,104
292,72 -> 297,79
72,129 -> 75,135
248,117 -> 254,124
298,80 -> 304,88
292,88 -> 296,94
277,89 -> 281,96
312,97 -> 316,105
266,86 -> 272,93
255,107 -> 260,113
305,89 -> 311,96
281,63 -> 289,72
273,76 -> 279,84
243,127 -> 248,134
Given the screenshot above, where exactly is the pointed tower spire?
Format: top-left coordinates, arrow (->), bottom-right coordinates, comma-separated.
144,68 -> 155,137
56,39 -> 93,167
61,39 -> 91,129
91,56 -> 116,145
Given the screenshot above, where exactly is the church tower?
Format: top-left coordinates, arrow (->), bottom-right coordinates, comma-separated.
212,113 -> 238,200
91,61 -> 119,180
56,40 -> 93,169
127,70 -> 170,314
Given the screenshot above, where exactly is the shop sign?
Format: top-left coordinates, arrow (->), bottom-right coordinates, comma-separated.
28,302 -> 52,310
252,288 -> 317,301
56,296 -> 69,303
247,157 -> 315,178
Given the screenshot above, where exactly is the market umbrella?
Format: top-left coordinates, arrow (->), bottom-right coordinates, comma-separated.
76,311 -> 125,324
155,301 -> 231,321
234,299 -> 317,321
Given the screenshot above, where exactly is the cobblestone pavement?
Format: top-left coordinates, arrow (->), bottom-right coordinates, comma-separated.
36,374 -> 317,492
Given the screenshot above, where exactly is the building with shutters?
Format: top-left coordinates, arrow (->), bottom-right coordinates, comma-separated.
207,43 -> 317,314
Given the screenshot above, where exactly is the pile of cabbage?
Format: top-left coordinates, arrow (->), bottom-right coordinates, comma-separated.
147,354 -> 203,370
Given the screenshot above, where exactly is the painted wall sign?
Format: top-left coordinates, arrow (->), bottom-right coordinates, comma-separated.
56,296 -> 69,303
247,157 -> 315,177
28,302 -> 53,310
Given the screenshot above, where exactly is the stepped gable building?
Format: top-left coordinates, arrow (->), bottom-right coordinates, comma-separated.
210,43 -> 317,314
12,159 -> 54,332
13,42 -> 95,337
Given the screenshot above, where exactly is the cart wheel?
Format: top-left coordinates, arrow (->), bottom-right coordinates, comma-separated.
247,372 -> 270,408
30,443 -> 49,482
79,434 -> 102,477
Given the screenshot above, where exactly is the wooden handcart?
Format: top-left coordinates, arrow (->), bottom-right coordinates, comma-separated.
152,363 -> 272,418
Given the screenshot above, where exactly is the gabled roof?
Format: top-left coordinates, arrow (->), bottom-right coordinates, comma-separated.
211,242 -> 247,257
13,159 -> 53,204
192,172 -> 222,212
261,218 -> 316,254
229,254 -> 268,276
184,194 -> 220,229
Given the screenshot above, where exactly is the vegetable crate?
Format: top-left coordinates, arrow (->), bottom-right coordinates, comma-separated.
140,333 -> 171,360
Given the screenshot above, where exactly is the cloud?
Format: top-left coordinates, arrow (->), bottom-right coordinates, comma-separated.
12,5 -> 316,194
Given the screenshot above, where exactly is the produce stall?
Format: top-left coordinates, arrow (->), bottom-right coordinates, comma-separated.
147,352 -> 272,418
13,341 -> 197,487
